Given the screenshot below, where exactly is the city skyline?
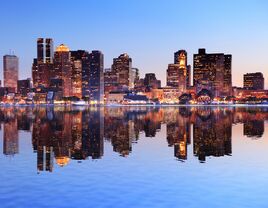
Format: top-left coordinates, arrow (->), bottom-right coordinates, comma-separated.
0,0 -> 267,88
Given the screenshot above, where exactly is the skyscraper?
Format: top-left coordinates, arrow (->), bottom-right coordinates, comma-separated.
166,64 -> 186,93
71,60 -> 82,98
54,44 -> 72,97
243,72 -> 264,90
89,50 -> 104,104
111,53 -> 133,90
70,50 -> 90,98
193,49 -> 232,97
174,50 -> 191,88
32,38 -> 54,88
3,55 -> 19,91
37,38 -> 54,64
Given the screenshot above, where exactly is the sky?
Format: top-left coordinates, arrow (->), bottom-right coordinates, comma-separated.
0,0 -> 267,88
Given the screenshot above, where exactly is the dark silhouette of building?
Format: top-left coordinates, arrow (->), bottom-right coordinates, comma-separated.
17,78 -> 32,96
243,72 -> 264,90
89,51 -> 104,104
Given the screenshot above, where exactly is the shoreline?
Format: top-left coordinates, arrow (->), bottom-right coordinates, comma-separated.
0,103 -> 268,108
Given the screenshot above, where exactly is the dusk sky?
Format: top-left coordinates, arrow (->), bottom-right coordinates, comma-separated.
0,0 -> 267,88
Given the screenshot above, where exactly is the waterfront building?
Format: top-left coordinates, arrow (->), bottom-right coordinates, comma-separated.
174,50 -> 191,88
89,51 -> 104,104
71,60 -> 82,99
193,49 -> 232,97
54,44 -> 72,97
243,72 -> 264,90
166,64 -> 186,93
17,78 -> 32,96
32,38 -> 54,88
3,55 -> 19,92
144,73 -> 161,90
111,53 -> 133,90
70,50 -> 91,98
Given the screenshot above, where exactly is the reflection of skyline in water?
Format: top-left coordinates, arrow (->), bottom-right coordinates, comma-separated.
0,106 -> 267,172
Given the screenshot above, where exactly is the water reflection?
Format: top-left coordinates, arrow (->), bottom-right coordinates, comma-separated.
1,106 -> 267,172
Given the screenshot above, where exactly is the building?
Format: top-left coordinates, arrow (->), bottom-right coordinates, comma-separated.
132,68 -> 140,85
193,49 -> 232,97
70,50 -> 90,98
144,73 -> 161,90
243,72 -> 264,90
104,70 -> 118,94
71,60 -> 82,98
89,50 -> 104,104
54,44 -> 72,97
32,38 -> 54,88
174,50 -> 191,88
3,55 -> 19,92
17,78 -> 32,96
166,64 -> 186,93
111,53 -> 133,90
37,38 -> 54,64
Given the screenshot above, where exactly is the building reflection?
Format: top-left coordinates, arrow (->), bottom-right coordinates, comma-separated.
193,108 -> 232,162
0,106 -> 267,172
3,108 -> 19,156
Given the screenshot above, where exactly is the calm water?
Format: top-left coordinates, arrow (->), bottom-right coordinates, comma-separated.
0,106 -> 268,208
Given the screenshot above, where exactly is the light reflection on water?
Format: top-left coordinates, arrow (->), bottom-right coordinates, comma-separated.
0,106 -> 268,208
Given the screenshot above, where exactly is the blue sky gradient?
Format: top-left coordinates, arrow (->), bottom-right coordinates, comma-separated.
0,0 -> 267,87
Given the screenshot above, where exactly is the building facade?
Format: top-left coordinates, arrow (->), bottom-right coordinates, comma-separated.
89,50 -> 104,104
193,49 -> 232,97
54,44 -> 72,97
70,50 -> 90,98
243,72 -> 264,90
32,38 -> 54,88
111,53 -> 133,90
3,55 -> 19,92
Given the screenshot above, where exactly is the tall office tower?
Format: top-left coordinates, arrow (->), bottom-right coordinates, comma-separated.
71,60 -> 82,98
32,38 -> 54,88
3,55 -> 19,92
54,44 -> 72,97
37,38 -> 54,64
89,50 -> 104,104
166,64 -> 186,93
224,55 -> 232,95
193,49 -> 232,97
70,50 -> 90,98
174,50 -> 191,88
111,53 -> 133,90
243,72 -> 264,90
